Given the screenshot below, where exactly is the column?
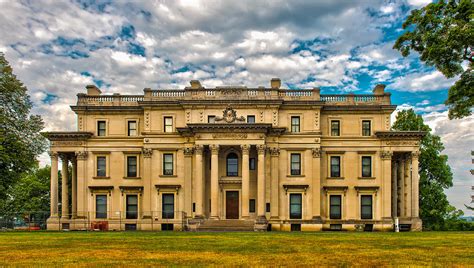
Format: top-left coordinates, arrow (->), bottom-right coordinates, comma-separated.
61,154 -> 69,219
404,156 -> 412,217
210,144 -> 219,219
241,144 -> 250,219
398,156 -> 405,217
49,152 -> 59,218
194,145 -> 204,218
270,147 -> 280,219
411,151 -> 420,218
391,160 -> 397,218
142,148 -> 153,218
75,151 -> 88,218
183,147 -> 194,216
381,151 -> 393,219
257,145 -> 266,219
71,157 -> 77,219
311,148 -> 321,220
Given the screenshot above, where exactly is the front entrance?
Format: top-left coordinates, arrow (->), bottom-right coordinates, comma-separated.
226,191 -> 239,219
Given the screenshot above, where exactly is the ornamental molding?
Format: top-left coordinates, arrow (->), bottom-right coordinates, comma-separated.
385,140 -> 420,146
215,106 -> 245,123
269,147 -> 280,156
212,133 -> 248,139
194,144 -> 204,154
257,144 -> 267,154
219,87 -> 244,95
183,147 -> 194,156
380,151 -> 393,160
210,144 -> 220,154
411,151 -> 421,159
51,141 -> 84,147
240,144 -> 250,154
311,148 -> 322,158
75,151 -> 88,160
48,151 -> 59,160
142,148 -> 153,158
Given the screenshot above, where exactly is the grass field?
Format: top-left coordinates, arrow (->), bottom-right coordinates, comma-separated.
0,231 -> 473,266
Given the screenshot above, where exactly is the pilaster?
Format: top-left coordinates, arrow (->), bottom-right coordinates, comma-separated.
241,144 -> 250,219
380,150 -> 393,220
183,146 -> 194,217
269,146 -> 280,219
210,144 -> 220,219
142,148 -> 153,218
311,148 -> 322,221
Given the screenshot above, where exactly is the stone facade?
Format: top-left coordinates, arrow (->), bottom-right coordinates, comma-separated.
44,79 -> 425,231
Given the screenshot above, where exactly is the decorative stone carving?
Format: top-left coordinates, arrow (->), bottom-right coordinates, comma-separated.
314,111 -> 320,130
75,151 -> 88,160
194,144 -> 203,154
51,141 -> 84,147
212,133 -> 247,139
269,147 -> 280,156
210,144 -> 220,154
142,148 -> 153,158
215,106 -> 245,123
380,150 -> 393,160
144,112 -> 150,130
411,151 -> 421,159
183,147 -> 194,156
272,110 -> 278,126
386,141 -> 419,146
220,88 -> 242,95
257,144 -> 266,154
49,151 -> 59,160
311,148 -> 322,158
59,154 -> 70,162
240,144 -> 250,154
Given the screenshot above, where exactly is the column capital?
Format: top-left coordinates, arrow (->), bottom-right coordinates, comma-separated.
194,144 -> 204,155
257,144 -> 266,154
269,147 -> 280,156
311,148 -> 322,158
411,151 -> 420,159
48,151 -> 59,160
183,147 -> 194,156
380,150 -> 393,160
240,144 -> 250,154
210,144 -> 220,154
59,153 -> 69,162
142,148 -> 153,158
75,151 -> 88,160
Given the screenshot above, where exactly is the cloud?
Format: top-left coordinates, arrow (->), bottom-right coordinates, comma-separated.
407,0 -> 432,7
390,70 -> 457,92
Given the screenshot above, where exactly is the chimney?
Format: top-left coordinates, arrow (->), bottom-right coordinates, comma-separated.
86,85 -> 101,95
190,80 -> 202,89
373,84 -> 386,95
271,78 -> 281,89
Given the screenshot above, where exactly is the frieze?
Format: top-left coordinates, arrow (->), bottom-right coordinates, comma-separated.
51,141 -> 84,147
212,133 -> 248,139
385,141 -> 419,146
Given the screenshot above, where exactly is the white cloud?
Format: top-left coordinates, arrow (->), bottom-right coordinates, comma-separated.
390,70 -> 457,92
407,0 -> 432,7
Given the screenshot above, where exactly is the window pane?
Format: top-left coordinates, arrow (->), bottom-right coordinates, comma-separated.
361,195 -> 372,219
362,120 -> 371,136
162,194 -> 174,219
291,117 -> 300,132
163,154 -> 173,175
164,117 -> 173,132
362,156 -> 371,177
227,153 -> 238,176
98,121 -> 106,136
330,195 -> 342,219
128,121 -> 137,136
331,121 -> 340,136
96,195 -> 107,219
126,195 -> 138,219
247,116 -> 255,123
291,154 -> 301,175
97,157 -> 106,177
330,156 -> 340,177
249,199 -> 256,213
127,156 -> 137,177
290,194 -> 302,219
249,158 -> 256,170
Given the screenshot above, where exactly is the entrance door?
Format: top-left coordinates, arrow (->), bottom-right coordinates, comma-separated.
226,191 -> 239,219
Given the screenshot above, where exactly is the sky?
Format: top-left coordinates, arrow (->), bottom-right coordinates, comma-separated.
0,0 -> 472,215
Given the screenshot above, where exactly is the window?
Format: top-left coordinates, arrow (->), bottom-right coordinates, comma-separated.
163,154 -> 173,175
290,193 -> 302,219
126,195 -> 138,219
361,195 -> 373,219
164,117 -> 173,133
97,121 -> 106,136
127,156 -> 137,177
95,195 -> 107,219
266,203 -> 271,213
162,194 -> 174,219
290,153 -> 301,175
330,195 -> 342,219
226,153 -> 238,176
97,156 -> 106,177
361,156 -> 372,177
331,120 -> 340,136
128,121 -> 137,136
249,199 -> 256,213
208,116 -> 215,123
330,156 -> 341,177
249,158 -> 256,170
362,120 -> 371,136
291,116 -> 300,132
247,115 -> 255,123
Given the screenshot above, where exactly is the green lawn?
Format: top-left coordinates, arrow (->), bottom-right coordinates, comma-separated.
0,231 -> 472,266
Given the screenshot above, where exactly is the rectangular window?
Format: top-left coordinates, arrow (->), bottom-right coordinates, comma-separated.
331,120 -> 340,136
97,121 -> 106,136
290,153 -> 301,175
127,156 -> 137,177
208,116 -> 215,123
291,116 -> 300,132
361,156 -> 372,177
330,156 -> 341,177
266,203 -> 271,213
249,199 -> 256,213
95,195 -> 107,219
126,195 -> 138,219
290,193 -> 302,219
163,153 -> 174,175
362,120 -> 371,136
361,195 -> 373,219
162,194 -> 174,219
249,158 -> 256,170
164,117 -> 173,133
128,121 -> 137,136
330,195 -> 342,219
247,115 -> 255,123
96,156 -> 106,177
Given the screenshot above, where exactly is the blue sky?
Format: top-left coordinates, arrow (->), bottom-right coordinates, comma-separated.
0,0 -> 472,214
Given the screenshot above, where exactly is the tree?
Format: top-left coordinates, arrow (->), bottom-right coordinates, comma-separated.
393,0 -> 473,119
0,52 -> 47,201
392,109 -> 455,230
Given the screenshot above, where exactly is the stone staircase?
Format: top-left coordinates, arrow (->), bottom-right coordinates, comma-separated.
192,219 -> 255,232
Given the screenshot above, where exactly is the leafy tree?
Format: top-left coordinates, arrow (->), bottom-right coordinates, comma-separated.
392,109 -> 455,230
393,0 -> 473,119
0,52 -> 47,201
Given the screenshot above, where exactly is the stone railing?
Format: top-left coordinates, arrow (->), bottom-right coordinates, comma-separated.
76,88 -> 390,106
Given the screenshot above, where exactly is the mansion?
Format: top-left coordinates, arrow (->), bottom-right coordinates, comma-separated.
45,78 -> 424,232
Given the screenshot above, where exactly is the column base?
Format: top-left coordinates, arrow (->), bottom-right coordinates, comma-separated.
411,217 -> 422,231
311,216 -> 323,223
254,216 -> 268,231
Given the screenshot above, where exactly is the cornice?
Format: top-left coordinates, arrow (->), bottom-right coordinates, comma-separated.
375,131 -> 427,139
42,131 -> 93,141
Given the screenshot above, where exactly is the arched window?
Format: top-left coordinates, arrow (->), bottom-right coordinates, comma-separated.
226,153 -> 238,176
